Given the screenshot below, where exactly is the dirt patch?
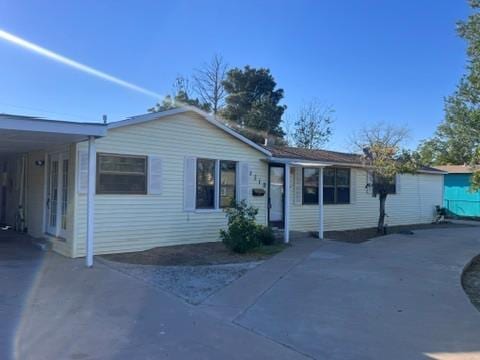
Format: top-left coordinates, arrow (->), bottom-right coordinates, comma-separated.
462,255 -> 480,312
325,222 -> 473,244
101,242 -> 288,266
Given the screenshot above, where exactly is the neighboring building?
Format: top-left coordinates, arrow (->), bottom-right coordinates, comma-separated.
0,107 -> 444,264
434,165 -> 480,218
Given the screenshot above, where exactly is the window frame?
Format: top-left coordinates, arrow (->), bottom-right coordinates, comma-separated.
323,167 -> 351,205
195,158 -> 217,209
195,158 -> 237,210
302,167 -> 320,205
219,160 -> 237,209
96,153 -> 148,195
372,173 -> 396,196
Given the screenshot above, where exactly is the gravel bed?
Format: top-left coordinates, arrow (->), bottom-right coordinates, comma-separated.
100,258 -> 261,305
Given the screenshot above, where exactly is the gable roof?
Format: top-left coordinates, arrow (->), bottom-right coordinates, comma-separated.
108,106 -> 271,157
267,145 -> 444,174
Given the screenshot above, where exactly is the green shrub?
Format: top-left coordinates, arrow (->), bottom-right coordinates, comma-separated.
256,225 -> 276,246
220,200 -> 260,253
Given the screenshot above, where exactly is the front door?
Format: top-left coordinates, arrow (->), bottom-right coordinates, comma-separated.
269,165 -> 285,227
46,152 -> 69,238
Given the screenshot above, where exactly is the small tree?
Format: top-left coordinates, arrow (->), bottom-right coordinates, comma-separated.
292,100 -> 333,149
354,124 -> 419,233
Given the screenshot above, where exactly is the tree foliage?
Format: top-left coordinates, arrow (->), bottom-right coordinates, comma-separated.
354,124 -> 419,232
417,0 -> 480,190
221,66 -> 286,138
149,76 -> 210,113
193,54 -> 228,114
292,100 -> 333,149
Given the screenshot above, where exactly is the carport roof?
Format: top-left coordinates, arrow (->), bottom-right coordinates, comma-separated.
0,114 -> 107,155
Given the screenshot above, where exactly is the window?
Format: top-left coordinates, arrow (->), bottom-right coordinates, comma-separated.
372,174 -> 396,195
196,158 -> 216,209
97,154 -> 147,194
323,168 -> 350,204
220,160 -> 236,208
303,168 -> 319,204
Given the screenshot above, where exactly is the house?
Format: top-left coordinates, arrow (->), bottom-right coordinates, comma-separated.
0,107 -> 445,266
434,165 -> 480,217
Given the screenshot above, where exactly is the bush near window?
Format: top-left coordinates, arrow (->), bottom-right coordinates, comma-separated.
220,200 -> 279,253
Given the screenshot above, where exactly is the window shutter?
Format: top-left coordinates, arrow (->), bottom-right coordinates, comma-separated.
148,156 -> 163,195
184,157 -> 196,211
237,162 -> 249,202
77,150 -> 88,194
294,167 -> 303,205
395,173 -> 401,194
350,168 -> 356,204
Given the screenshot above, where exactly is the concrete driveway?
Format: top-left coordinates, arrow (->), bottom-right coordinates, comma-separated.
204,226 -> 480,360
1,226 -> 480,360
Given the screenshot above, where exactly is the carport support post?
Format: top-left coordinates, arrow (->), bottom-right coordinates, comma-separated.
86,136 -> 96,267
284,164 -> 290,243
318,167 -> 324,240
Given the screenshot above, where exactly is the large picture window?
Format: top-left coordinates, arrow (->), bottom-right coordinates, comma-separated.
323,168 -> 350,204
303,168 -> 319,204
220,160 -> 236,208
97,154 -> 147,194
196,158 -> 216,209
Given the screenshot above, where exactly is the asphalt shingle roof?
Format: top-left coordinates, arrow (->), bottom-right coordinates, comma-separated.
266,145 -> 444,173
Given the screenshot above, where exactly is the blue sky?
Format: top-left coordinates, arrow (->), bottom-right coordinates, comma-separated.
0,1 -> 470,151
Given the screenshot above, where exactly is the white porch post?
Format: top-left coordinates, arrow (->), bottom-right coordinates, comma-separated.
86,136 -> 96,267
284,164 -> 290,243
318,167 -> 324,239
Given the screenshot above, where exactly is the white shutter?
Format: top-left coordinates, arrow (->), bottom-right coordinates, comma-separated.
184,157 -> 196,211
77,150 -> 88,194
294,167 -> 302,205
395,173 -> 401,194
148,156 -> 163,195
350,168 -> 356,204
237,162 -> 249,202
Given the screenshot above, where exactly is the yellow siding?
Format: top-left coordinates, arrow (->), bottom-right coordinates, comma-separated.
73,112 -> 268,257
25,145 -> 76,257
25,150 -> 45,238
290,168 -> 444,232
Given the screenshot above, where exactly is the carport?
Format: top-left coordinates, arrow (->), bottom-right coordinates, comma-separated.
0,114 -> 106,266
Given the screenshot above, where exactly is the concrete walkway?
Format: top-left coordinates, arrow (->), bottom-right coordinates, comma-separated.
2,226 -> 480,359
204,226 -> 480,360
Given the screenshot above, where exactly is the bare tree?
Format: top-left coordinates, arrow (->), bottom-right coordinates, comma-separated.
282,113 -> 295,146
352,123 -> 418,233
193,54 -> 228,114
292,100 -> 333,149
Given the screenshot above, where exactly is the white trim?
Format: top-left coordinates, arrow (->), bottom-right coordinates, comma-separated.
108,106 -> 272,157
214,159 -> 220,209
284,164 -> 290,244
86,136 -> 96,267
42,152 -> 48,234
319,167 -> 324,239
0,115 -> 106,137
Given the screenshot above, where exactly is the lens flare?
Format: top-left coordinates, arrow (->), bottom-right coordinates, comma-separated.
0,29 -> 162,99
